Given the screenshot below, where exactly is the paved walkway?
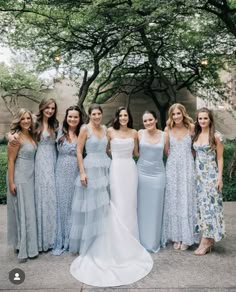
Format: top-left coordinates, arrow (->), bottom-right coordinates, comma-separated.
0,203 -> 235,292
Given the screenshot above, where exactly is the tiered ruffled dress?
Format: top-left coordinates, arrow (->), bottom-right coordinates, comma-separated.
52,130 -> 79,255
69,125 -> 110,254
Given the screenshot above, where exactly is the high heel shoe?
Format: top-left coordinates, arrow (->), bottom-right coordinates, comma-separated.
173,242 -> 181,250
194,244 -> 212,256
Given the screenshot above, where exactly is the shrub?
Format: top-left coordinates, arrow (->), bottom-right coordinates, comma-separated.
222,140 -> 236,201
0,145 -> 7,204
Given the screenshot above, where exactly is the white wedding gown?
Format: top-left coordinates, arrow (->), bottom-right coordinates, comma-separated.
70,138 -> 153,287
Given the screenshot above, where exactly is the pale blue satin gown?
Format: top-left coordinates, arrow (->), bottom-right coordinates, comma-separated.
137,130 -> 166,252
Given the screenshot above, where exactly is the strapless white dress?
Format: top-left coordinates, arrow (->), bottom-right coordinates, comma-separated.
70,138 -> 153,287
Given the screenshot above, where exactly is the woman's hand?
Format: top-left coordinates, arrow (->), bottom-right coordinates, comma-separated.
9,183 -> 17,195
8,132 -> 20,146
80,173 -> 88,186
216,177 -> 223,193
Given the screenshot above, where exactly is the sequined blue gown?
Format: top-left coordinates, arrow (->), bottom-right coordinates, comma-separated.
137,130 -> 166,252
7,142 -> 38,260
69,126 -> 153,287
52,130 -> 79,255
35,131 -> 57,251
162,129 -> 196,246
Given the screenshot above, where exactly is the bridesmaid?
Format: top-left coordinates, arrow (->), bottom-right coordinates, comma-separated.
7,109 -> 38,262
107,106 -> 139,238
34,97 -> 59,252
52,105 -> 83,255
161,103 -> 196,250
69,104 -> 110,254
193,107 -> 225,255
137,110 -> 168,252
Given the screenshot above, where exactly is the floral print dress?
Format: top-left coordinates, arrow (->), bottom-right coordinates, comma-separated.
193,133 -> 225,242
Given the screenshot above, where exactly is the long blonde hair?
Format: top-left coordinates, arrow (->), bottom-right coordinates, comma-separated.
166,103 -> 193,129
10,108 -> 34,138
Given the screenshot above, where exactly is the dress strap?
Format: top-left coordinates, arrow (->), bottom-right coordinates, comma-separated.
160,131 -> 164,144
139,129 -> 145,142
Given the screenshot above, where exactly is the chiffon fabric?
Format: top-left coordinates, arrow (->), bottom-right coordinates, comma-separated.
69,128 -> 153,287
35,131 -> 57,251
7,142 -> 38,259
52,129 -> 79,255
137,130 -> 166,252
162,129 -> 196,246
193,132 -> 225,242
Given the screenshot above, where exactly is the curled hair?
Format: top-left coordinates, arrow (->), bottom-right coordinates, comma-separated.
58,105 -> 84,145
166,103 -> 193,129
193,107 -> 216,150
10,108 -> 35,138
112,106 -> 133,130
35,97 -> 59,141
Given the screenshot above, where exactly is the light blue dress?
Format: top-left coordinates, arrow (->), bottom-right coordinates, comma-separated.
7,142 -> 38,259
137,130 -> 166,252
52,130 -> 79,255
193,133 -> 225,242
162,129 -> 196,246
35,131 -> 57,251
69,125 -> 110,254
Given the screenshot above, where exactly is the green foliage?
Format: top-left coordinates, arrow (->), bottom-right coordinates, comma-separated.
0,145 -> 7,204
0,0 -> 235,114
222,140 -> 236,201
0,63 -> 41,92
0,63 -> 41,114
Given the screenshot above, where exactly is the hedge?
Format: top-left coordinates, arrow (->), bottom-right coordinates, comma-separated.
0,141 -> 235,204
0,144 -> 7,204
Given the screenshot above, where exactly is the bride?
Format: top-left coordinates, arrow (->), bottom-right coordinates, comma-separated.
70,105 -> 153,287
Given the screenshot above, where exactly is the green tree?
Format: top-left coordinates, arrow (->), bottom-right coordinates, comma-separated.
0,63 -> 41,115
0,0 -> 235,126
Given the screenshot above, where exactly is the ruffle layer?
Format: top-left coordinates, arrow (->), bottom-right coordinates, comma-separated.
72,188 -> 110,212
74,174 -> 109,190
83,155 -> 111,169
69,205 -> 109,254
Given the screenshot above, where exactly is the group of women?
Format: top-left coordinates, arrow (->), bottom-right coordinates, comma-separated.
7,98 -> 225,287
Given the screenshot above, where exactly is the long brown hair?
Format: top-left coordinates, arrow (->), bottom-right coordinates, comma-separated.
193,107 -> 216,150
166,103 -> 193,129
35,97 -> 59,141
58,105 -> 84,145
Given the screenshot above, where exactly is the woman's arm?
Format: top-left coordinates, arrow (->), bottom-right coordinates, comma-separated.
106,127 -> 112,157
215,134 -> 224,192
7,142 -> 21,195
77,126 -> 88,186
133,130 -> 139,158
164,127 -> 170,156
